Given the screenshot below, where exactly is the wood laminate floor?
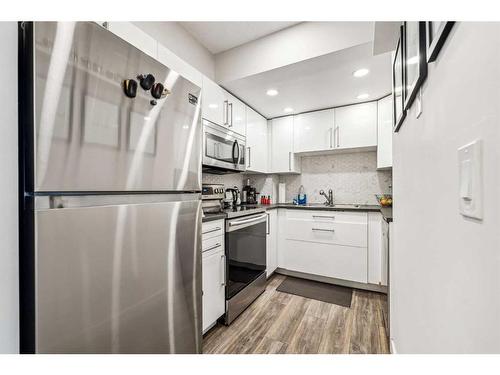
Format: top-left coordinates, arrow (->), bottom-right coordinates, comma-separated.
203,274 -> 389,354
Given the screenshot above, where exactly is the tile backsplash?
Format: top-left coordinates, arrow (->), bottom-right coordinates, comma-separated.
202,151 -> 392,205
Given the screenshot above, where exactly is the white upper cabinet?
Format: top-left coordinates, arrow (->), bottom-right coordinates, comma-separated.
293,109 -> 335,153
202,77 -> 226,126
269,116 -> 301,174
377,95 -> 393,169
106,22 -> 157,59
334,102 -> 378,150
224,92 -> 246,136
246,107 -> 268,173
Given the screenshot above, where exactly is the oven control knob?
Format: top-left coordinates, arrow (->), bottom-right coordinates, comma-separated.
138,74 -> 155,90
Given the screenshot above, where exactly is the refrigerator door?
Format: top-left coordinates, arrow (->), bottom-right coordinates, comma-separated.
33,194 -> 202,353
33,22 -> 201,192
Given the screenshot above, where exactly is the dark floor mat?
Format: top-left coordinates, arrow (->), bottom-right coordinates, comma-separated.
276,276 -> 353,308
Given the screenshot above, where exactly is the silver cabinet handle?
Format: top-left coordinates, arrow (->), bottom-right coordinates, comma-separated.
223,100 -> 229,125
313,215 -> 335,219
229,103 -> 233,127
204,243 -> 221,252
288,151 -> 292,171
266,212 -> 270,235
202,227 -> 221,235
336,126 -> 340,147
247,146 -> 251,168
312,228 -> 335,232
328,128 -> 333,148
220,254 -> 226,286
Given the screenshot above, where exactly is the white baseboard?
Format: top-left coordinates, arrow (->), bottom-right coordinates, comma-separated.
390,338 -> 397,354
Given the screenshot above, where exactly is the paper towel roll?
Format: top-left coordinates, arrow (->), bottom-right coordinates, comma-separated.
279,183 -> 286,203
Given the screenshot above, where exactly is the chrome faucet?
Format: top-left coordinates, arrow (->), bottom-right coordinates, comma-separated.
319,189 -> 334,206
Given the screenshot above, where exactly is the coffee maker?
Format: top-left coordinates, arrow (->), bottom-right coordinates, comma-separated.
242,178 -> 258,205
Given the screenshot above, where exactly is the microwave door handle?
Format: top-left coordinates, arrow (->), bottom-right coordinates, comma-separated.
232,140 -> 239,164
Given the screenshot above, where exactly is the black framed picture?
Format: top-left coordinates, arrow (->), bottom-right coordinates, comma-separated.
426,21 -> 455,62
392,25 -> 406,132
403,21 -> 427,110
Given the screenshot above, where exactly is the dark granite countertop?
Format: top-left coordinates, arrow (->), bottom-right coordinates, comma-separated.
202,203 -> 393,223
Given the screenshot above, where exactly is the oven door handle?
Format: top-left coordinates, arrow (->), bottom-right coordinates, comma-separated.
228,213 -> 267,228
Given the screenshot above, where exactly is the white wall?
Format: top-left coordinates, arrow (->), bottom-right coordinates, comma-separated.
0,22 -> 19,353
391,22 -> 500,353
133,22 -> 215,80
215,22 -> 374,83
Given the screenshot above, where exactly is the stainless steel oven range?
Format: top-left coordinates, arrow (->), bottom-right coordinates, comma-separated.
224,210 -> 267,324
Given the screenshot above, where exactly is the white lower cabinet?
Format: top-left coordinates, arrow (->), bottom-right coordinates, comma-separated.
266,210 -> 278,277
202,220 -> 225,333
275,209 -> 386,287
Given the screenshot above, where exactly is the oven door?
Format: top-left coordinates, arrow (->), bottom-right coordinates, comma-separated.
225,213 -> 267,300
203,120 -> 246,172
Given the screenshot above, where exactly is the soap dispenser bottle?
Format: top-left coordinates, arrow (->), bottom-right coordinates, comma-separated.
298,185 -> 307,205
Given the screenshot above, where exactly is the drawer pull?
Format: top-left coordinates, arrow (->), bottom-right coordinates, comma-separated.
202,227 -> 221,235
311,228 -> 335,233
312,215 -> 335,219
203,243 -> 221,252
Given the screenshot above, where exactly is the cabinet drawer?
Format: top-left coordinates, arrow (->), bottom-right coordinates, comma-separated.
285,209 -> 367,224
202,219 -> 224,241
283,239 -> 367,283
202,235 -> 224,253
285,218 -> 367,248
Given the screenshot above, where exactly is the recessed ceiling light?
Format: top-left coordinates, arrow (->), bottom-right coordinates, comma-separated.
353,68 -> 369,78
266,89 -> 279,96
356,93 -> 369,100
283,107 -> 294,113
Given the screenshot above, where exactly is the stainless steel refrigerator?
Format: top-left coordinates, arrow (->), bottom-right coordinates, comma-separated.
18,22 -> 203,353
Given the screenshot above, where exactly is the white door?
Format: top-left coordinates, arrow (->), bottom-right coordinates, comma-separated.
246,107 -> 268,173
294,109 -> 334,152
202,248 -> 225,333
266,210 -> 278,277
225,93 -> 246,136
334,101 -> 377,149
377,95 -> 393,169
269,116 -> 300,173
202,77 -> 225,127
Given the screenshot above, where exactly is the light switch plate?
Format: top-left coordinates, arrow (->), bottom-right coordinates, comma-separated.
458,139 -> 483,219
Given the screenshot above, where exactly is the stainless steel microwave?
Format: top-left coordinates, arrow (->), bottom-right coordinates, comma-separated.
202,119 -> 246,174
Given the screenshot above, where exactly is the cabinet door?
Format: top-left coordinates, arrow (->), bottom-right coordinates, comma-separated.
106,22 -> 157,59
225,93 -> 246,136
246,107 -> 268,173
335,102 -> 377,149
266,210 -> 278,277
294,109 -> 334,152
269,116 -> 300,173
202,77 -> 225,126
202,248 -> 225,333
377,96 -> 393,169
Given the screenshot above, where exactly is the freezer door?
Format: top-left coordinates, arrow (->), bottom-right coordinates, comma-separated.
33,22 -> 201,192
33,194 -> 202,353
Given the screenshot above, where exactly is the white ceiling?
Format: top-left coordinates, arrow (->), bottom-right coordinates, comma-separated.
179,22 -> 300,54
223,43 -> 393,119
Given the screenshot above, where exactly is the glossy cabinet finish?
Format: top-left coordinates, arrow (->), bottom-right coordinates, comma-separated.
246,107 -> 268,173
293,109 -> 335,152
202,77 -> 226,127
266,210 -> 278,277
269,116 -> 301,173
377,95 -> 393,169
224,92 -> 246,136
334,101 -> 378,150
202,219 -> 225,333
